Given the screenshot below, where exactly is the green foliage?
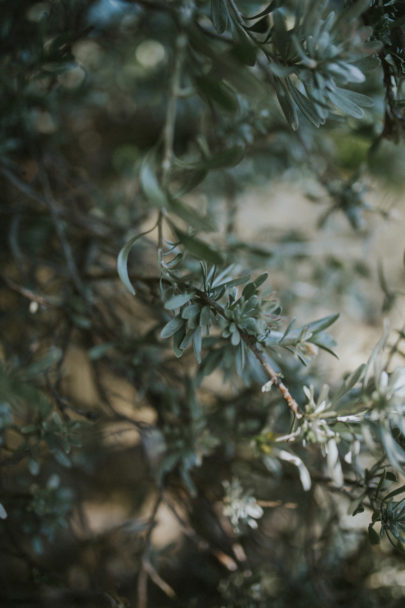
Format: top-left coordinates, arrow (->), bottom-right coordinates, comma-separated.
2,1 -> 405,607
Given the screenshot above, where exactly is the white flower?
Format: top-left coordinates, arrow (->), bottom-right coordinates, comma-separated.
223,479 -> 264,533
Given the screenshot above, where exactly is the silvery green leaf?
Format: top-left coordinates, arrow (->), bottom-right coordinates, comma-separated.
182,303 -> 201,320
210,0 -> 230,33
140,154 -> 167,208
168,196 -> 215,232
332,0 -> 370,31
288,82 -> 325,127
328,88 -> 364,118
343,89 -> 374,108
306,313 -> 340,334
180,329 -> 195,351
117,224 -> 158,295
244,3 -> 275,20
301,0 -> 327,37
173,325 -> 187,358
328,62 -> 365,84
194,74 -> 239,113
164,292 -> 195,310
231,328 -> 241,346
160,317 -> 185,339
274,78 -> 299,130
199,306 -> 211,328
173,226 -> 224,265
198,349 -> 223,378
310,332 -> 339,358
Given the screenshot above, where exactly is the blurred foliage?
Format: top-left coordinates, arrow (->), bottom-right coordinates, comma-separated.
1,1 -> 405,607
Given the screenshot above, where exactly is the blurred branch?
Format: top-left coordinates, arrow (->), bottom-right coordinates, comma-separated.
137,489 -> 164,608
38,165 -> 87,298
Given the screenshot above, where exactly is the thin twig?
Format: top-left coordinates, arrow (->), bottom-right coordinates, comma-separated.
257,499 -> 298,508
1,274 -> 50,308
143,561 -> 176,600
38,165 -> 87,297
137,488 -> 164,608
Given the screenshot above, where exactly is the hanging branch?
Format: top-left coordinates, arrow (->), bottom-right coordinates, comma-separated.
157,30 -> 188,249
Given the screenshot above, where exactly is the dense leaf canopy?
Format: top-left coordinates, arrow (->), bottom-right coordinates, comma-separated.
1,1 -> 405,607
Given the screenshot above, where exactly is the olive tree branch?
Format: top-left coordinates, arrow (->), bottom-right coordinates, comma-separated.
194,288 -> 302,418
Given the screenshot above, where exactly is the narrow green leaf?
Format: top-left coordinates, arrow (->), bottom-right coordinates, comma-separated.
199,305 -> 211,328
242,273 -> 268,299
213,275 -> 250,290
384,485 -> 405,502
343,89 -> 374,108
175,168 -> 208,197
244,3 -> 274,20
242,282 -> 256,299
253,273 -> 268,288
310,332 -> 339,358
200,145 -> 245,170
287,81 -> 324,127
160,317 -> 185,339
194,74 -> 239,113
333,0 -> 370,31
301,0 -> 326,36
173,226 -> 224,265
342,363 -> 366,393
328,88 -> 364,119
211,0 -> 230,33
198,348 -> 223,378
182,303 -> 201,319
117,248 -> 137,289
117,225 -> 156,295
140,154 -> 167,208
280,318 -> 296,343
164,292 -> 195,310
168,195 -> 215,232
274,78 -> 299,130
306,313 -> 340,334
173,325 -> 187,357
180,328 -> 195,351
